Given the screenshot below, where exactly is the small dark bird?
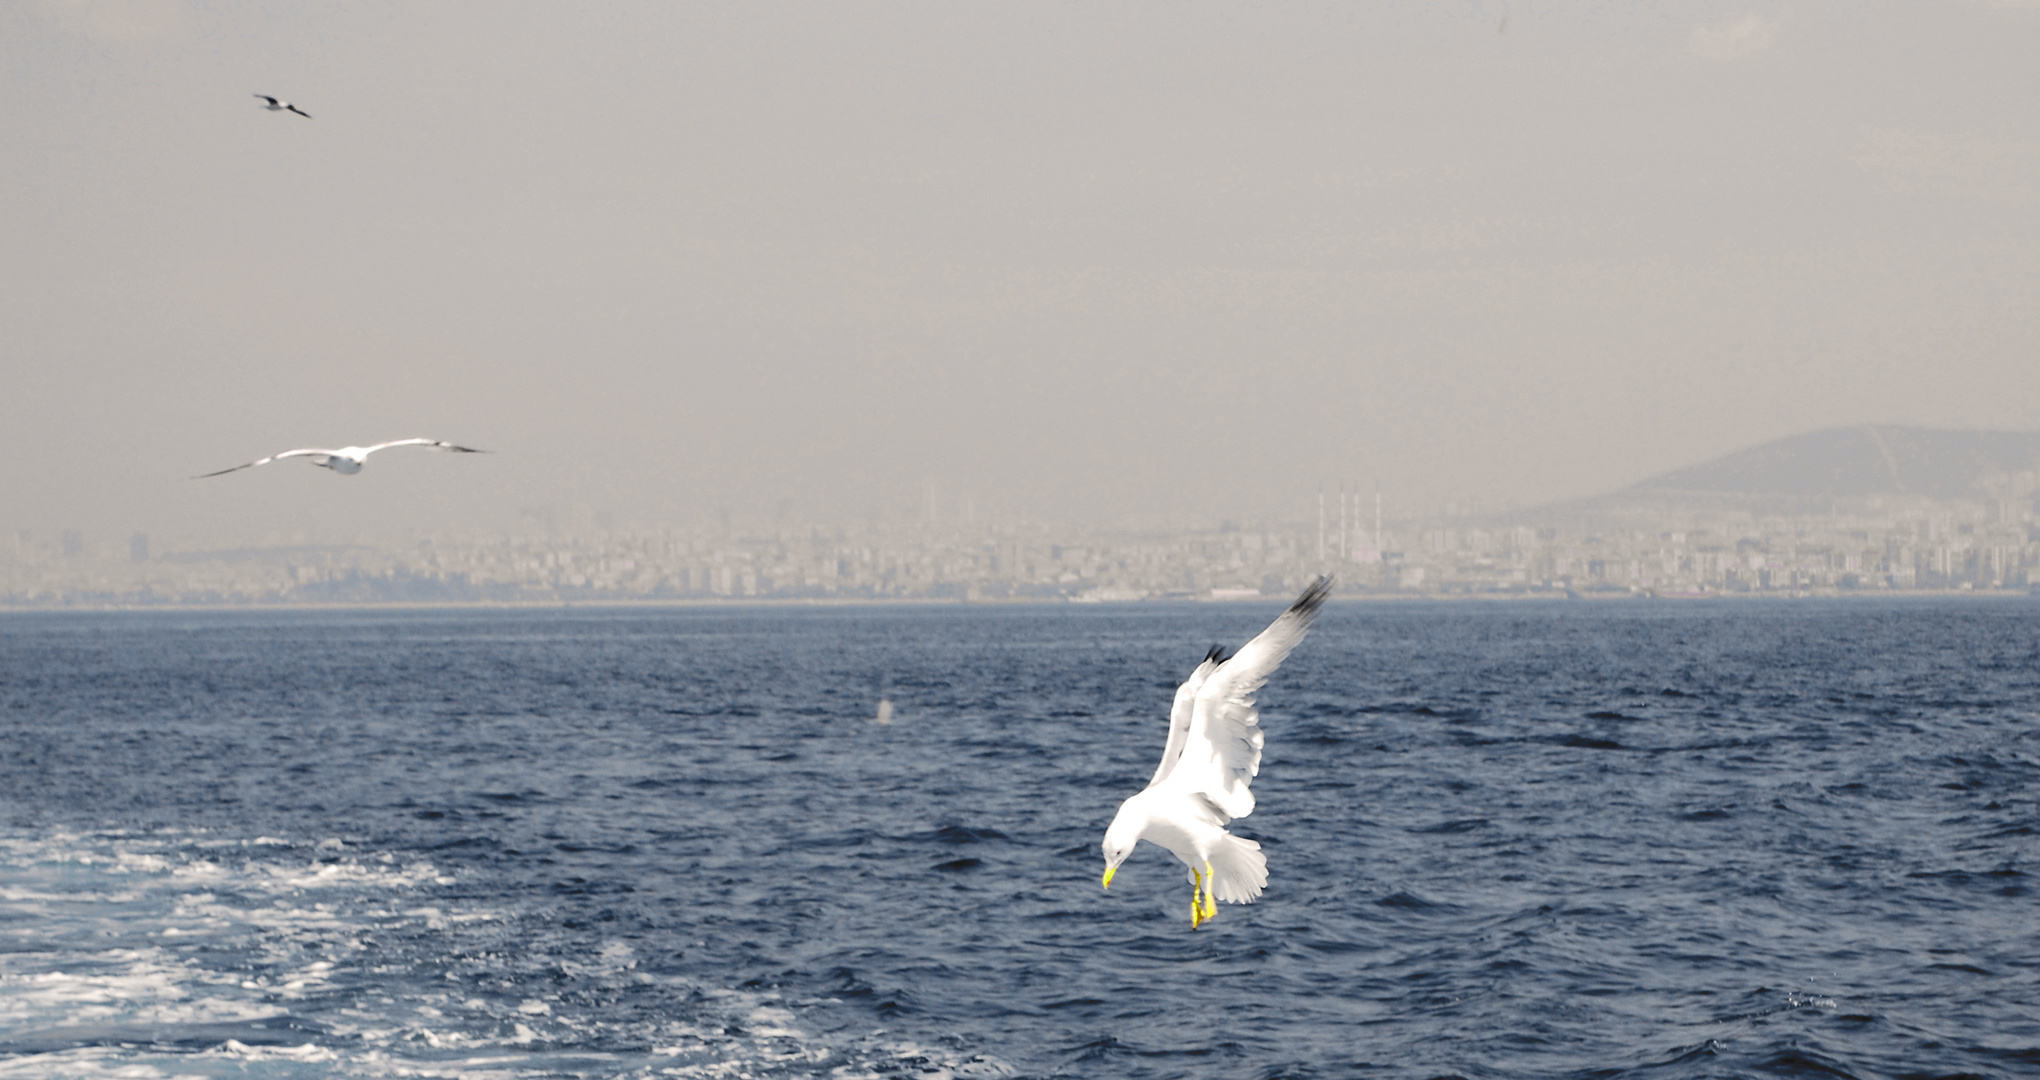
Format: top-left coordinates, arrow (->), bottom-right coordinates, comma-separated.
254,94 -> 311,118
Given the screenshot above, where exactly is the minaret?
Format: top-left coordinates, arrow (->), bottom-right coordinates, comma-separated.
1317,488 -> 1325,563
1338,483 -> 1348,563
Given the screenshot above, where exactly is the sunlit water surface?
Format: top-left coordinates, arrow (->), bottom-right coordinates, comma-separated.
2,601 -> 2035,1079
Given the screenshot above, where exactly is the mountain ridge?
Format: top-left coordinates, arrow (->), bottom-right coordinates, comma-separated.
1627,425 -> 2040,500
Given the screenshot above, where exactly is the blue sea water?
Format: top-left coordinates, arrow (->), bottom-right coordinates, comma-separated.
0,599 -> 2035,1079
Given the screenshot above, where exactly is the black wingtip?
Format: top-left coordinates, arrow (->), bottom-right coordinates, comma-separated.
1204,643 -> 1229,665
1288,574 -> 1335,620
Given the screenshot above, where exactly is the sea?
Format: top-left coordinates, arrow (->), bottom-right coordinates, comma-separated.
0,599 -> 2034,1080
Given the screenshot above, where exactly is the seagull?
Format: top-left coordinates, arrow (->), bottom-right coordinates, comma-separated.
1101,575 -> 1332,928
253,94 -> 311,118
195,438 -> 484,478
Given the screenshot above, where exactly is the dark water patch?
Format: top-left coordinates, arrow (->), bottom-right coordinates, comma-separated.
1408,818 -> 1491,835
1758,1048 -> 1861,1078
1374,892 -> 1461,914
1562,734 -> 1625,750
927,824 -> 1009,844
426,834 -> 501,851
1448,730 -> 1506,747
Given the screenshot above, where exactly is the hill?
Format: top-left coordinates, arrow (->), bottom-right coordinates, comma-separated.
1629,425 -> 2040,500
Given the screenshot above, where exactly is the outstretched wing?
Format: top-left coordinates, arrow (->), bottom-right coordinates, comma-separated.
1161,575 -> 1333,821
254,94 -> 279,106
192,448 -> 333,478
286,105 -> 311,118
361,438 -> 486,456
1146,646 -> 1225,789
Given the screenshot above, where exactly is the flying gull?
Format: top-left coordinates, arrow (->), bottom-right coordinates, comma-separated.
253,94 -> 311,118
1100,575 -> 1332,928
195,438 -> 483,478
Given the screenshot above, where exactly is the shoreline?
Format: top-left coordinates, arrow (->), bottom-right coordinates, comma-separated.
4,588 -> 2036,615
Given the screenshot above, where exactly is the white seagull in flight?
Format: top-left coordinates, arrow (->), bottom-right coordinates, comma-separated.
1101,575 -> 1332,928
253,94 -> 312,118
195,438 -> 484,479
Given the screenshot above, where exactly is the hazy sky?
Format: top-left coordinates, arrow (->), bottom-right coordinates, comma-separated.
4,1 -> 2037,546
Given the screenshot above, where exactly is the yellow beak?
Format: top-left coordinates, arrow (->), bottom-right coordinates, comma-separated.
1101,866 -> 1116,890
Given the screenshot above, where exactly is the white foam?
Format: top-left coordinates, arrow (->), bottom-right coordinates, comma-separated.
0,948 -> 286,1029
204,1038 -> 338,1063
2,828 -> 1014,1080
0,1047 -> 173,1079
2,830 -> 459,1057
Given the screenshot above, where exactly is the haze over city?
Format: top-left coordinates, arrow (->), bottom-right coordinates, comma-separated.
4,1 -> 2037,551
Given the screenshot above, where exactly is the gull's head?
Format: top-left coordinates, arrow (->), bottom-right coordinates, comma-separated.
1100,806 -> 1142,889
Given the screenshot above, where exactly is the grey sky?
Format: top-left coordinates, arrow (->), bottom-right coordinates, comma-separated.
3,1 -> 2036,546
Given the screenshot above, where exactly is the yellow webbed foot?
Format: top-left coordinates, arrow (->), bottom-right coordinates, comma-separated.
1201,862 -> 1218,919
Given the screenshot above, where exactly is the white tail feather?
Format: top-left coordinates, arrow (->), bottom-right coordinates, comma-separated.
1209,834 -> 1268,904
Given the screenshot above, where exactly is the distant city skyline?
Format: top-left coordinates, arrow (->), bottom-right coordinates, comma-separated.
12,489 -> 2037,608
13,421 -> 2040,607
